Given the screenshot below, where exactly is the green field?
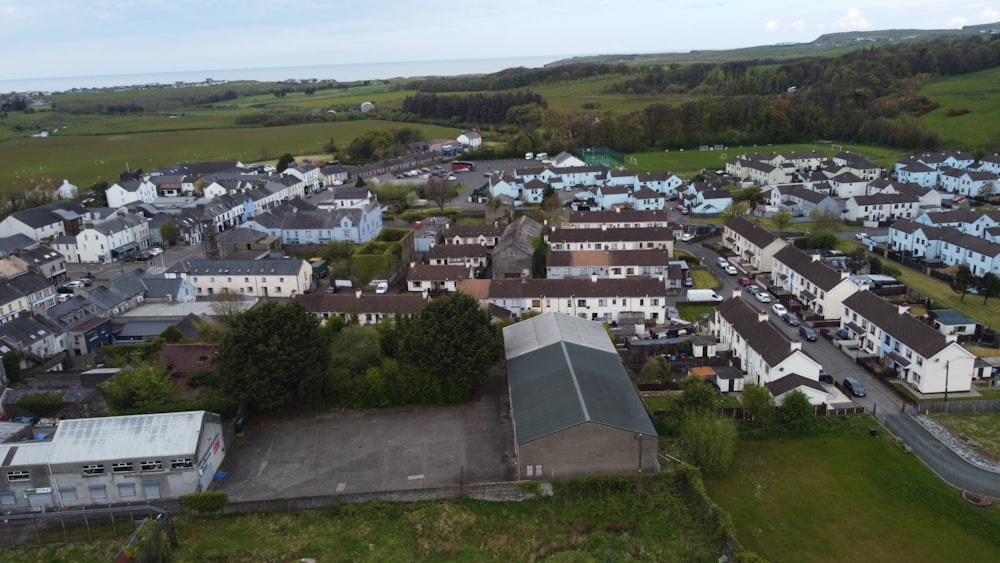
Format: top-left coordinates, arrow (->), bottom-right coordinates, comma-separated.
708,420 -> 1000,562
933,412 -> 1000,461
918,66 -> 1000,151
0,120 -> 461,191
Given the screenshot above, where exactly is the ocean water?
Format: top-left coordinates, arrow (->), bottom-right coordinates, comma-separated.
1,55 -> 571,93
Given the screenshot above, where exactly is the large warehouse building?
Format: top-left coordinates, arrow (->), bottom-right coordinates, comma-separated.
503,313 -> 658,480
0,411 -> 225,511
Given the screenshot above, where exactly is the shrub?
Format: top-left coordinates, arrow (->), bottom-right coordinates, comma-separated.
179,491 -> 228,513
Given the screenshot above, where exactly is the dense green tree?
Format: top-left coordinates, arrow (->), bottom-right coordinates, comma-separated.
777,389 -> 814,433
2,351 -> 22,384
399,292 -> 503,403
16,392 -> 66,418
951,264 -> 977,301
638,355 -> 670,384
215,300 -> 330,411
98,363 -> 177,414
681,409 -> 737,477
679,375 -> 716,413
742,186 -> 764,212
159,218 -> 179,246
329,325 -> 383,373
275,153 -> 295,172
740,384 -> 775,429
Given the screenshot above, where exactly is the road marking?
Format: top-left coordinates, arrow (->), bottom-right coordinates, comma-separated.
407,474 -> 424,480
336,482 -> 346,492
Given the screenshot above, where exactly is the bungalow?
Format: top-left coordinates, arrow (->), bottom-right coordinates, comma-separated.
426,244 -> 489,269
841,290 -> 976,394
297,293 -> 427,325
567,209 -> 672,230
441,224 -> 506,247
764,184 -> 840,217
479,277 -> 670,323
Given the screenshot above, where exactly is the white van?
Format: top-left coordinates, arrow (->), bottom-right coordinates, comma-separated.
525,152 -> 534,160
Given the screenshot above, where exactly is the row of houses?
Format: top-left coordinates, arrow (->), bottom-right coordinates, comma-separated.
721,215 -> 980,395
895,151 -> 1000,193
888,208 -> 1000,277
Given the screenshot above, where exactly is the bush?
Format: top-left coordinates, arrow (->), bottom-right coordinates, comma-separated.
180,491 -> 228,513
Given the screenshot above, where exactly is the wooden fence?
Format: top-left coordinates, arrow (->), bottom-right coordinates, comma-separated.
920,398 -> 1000,414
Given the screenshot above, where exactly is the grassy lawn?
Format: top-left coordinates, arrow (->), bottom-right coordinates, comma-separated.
918,66 -> 1000,151
707,419 -> 1000,562
690,269 -> 720,289
932,412 -> 1000,461
678,303 -> 717,322
892,267 -> 1000,329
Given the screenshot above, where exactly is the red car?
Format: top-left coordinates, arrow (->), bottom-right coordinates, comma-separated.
737,276 -> 752,286
675,204 -> 686,212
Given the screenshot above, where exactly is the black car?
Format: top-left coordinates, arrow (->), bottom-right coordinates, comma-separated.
843,377 -> 866,397
784,313 -> 800,326
798,326 -> 817,341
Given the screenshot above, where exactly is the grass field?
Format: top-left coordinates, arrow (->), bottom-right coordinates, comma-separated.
932,412 -> 1000,461
0,120 -> 462,191
707,419 -> 1000,562
918,66 -> 1000,151
892,267 -> 1000,330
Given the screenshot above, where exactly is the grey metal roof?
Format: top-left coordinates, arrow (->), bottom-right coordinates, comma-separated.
46,411 -> 208,464
173,258 -> 307,276
504,313 -> 656,445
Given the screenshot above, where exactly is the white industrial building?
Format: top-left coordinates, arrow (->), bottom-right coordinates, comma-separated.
0,411 -> 225,511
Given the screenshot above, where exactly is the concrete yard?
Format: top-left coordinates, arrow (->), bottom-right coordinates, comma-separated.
215,374 -> 516,501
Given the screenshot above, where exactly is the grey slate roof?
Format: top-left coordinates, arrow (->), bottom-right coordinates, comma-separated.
0,234 -> 38,254
503,313 -> 656,445
766,373 -> 826,396
726,216 -> 780,249
168,258 -> 307,276
842,290 -> 949,358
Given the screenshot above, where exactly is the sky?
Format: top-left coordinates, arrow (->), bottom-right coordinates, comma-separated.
2,0 -> 999,87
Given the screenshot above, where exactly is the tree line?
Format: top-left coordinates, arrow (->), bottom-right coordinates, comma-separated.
400,91 -> 546,124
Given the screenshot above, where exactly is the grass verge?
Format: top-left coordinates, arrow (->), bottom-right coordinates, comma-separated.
707,417 -> 1000,562
932,412 -> 1000,461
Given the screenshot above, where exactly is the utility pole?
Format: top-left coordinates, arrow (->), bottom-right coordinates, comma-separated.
636,433 -> 644,499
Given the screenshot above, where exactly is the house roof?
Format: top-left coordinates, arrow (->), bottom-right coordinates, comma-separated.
493,216 -> 541,257
426,244 -> 489,260
168,258 -> 307,276
725,216 -> 780,249
568,209 -> 672,225
842,290 -> 949,358
546,249 -> 671,268
765,373 -> 826,396
773,246 -> 848,291
159,343 -> 217,375
8,201 -> 87,229
46,411 -> 210,463
504,313 -> 656,445
296,293 -> 427,316
487,277 -> 667,299
407,264 -> 471,282
549,226 -> 674,244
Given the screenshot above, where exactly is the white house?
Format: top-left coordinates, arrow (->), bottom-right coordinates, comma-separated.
770,246 -> 859,321
106,178 -> 158,208
60,213 -> 151,264
843,194 -> 920,223
165,258 -> 313,298
476,277 -> 671,323
456,130 -> 482,150
721,216 -> 787,274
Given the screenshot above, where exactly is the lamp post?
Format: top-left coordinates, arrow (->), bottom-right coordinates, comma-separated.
944,360 -> 950,402
636,433 -> 644,498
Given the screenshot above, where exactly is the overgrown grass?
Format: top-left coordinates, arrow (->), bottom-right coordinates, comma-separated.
677,304 -> 717,321
932,411 -> 1000,461
690,269 -> 719,289
708,418 -> 1000,562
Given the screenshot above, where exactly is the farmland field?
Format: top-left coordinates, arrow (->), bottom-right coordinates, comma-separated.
918,66 -> 1000,151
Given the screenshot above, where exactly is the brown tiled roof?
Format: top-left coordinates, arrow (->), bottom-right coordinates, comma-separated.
159,343 -> 217,375
407,264 -> 471,281
766,373 -> 826,396
487,277 -> 667,299
427,244 -> 489,260
297,293 -> 427,315
842,291 -> 947,358
568,209 -> 671,225
725,216 -> 779,249
773,246 -> 846,291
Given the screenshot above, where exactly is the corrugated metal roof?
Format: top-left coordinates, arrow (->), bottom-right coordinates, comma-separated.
505,313 -> 656,445
46,411 -> 205,464
2,442 -> 53,466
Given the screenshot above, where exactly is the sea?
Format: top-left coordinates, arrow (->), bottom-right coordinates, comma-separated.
1,55 -> 574,94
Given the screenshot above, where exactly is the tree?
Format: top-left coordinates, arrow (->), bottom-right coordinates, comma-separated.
2,351 -> 22,384
211,288 -> 246,325
159,218 -> 179,247
681,409 -> 737,477
771,210 -> 794,237
276,153 -> 295,173
742,186 -> 764,213
98,363 -> 178,414
638,355 -> 670,384
777,389 -> 814,433
976,272 -> 1000,305
399,292 -> 503,403
740,383 -> 775,428
952,265 -> 977,301
16,392 -> 66,418
721,201 -> 749,221
424,176 -> 455,211
679,375 -> 716,413
215,300 -> 330,411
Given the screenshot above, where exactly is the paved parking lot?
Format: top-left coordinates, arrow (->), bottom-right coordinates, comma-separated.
215,373 -> 515,501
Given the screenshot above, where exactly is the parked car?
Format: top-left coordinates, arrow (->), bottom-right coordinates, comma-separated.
784,312 -> 800,326
675,204 -> 686,212
680,233 -> 694,242
737,276 -> 752,286
666,307 -> 680,321
725,265 -> 738,275
855,232 -> 868,240
64,280 -> 86,289
716,256 -> 729,268
754,291 -> 772,303
375,280 -> 389,294
799,326 -> 818,341
745,284 -> 761,295
148,247 -> 163,256
772,303 -> 788,317
843,377 -> 866,397
80,277 -> 93,287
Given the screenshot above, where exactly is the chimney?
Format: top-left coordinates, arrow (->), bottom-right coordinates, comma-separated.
790,340 -> 802,352
897,304 -> 910,316
591,273 -> 598,283
811,253 -> 821,262
758,309 -> 768,323
732,288 -> 742,300
355,289 -> 362,299
601,223 -> 607,231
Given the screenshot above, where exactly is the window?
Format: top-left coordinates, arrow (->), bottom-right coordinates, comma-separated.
0,491 -> 14,505
112,462 -> 134,474
143,481 -> 161,500
6,470 -> 29,482
140,460 -> 163,472
82,464 -> 105,475
89,485 -> 107,500
170,459 -> 193,470
651,298 -> 659,306
118,483 -> 136,497
577,299 -> 586,307
59,487 -> 77,501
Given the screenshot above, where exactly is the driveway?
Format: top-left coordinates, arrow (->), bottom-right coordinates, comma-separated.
215,373 -> 515,501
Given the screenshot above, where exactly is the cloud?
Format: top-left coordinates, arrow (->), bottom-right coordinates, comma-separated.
791,19 -> 805,32
832,7 -> 871,30
764,19 -> 779,32
949,16 -> 969,26
981,7 -> 1000,21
